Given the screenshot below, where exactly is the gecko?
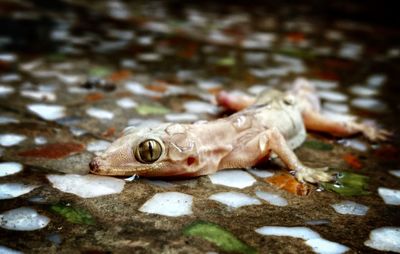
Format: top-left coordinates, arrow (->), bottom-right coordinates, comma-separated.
89,78 -> 389,183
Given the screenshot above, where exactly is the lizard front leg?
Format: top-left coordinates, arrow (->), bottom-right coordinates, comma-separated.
220,127 -> 333,183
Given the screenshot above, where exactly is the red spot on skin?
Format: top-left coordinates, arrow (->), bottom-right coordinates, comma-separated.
18,143 -> 85,159
343,153 -> 362,170
187,156 -> 196,166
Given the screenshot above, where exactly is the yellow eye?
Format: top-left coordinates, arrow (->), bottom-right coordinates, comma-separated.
134,139 -> 162,163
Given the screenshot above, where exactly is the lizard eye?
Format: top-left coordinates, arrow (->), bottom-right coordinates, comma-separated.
283,95 -> 295,105
134,139 -> 162,163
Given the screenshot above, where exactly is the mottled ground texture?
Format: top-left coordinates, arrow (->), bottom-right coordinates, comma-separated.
0,0 -> 400,253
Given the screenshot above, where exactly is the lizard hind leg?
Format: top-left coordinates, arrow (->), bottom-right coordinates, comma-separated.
217,90 -> 256,112
260,127 -> 333,184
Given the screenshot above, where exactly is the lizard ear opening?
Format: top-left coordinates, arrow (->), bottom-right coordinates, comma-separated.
134,139 -> 162,163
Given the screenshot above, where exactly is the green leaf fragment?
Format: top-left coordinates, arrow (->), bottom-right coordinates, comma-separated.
89,66 -> 112,78
47,53 -> 66,61
183,221 -> 257,254
320,172 -> 370,196
216,57 -> 235,66
49,203 -> 96,225
277,48 -> 315,60
303,140 -> 333,151
136,104 -> 170,115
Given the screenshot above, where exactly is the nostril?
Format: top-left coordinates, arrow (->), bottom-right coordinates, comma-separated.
89,160 -> 99,172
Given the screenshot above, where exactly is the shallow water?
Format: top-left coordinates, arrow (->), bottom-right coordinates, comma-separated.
0,0 -> 399,253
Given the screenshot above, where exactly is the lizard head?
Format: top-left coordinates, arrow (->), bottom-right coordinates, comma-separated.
89,123 -> 198,177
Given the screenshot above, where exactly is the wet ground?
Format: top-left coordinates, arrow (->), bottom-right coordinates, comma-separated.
0,0 -> 400,253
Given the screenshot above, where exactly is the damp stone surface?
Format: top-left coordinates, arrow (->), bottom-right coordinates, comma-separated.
0,1 -> 399,253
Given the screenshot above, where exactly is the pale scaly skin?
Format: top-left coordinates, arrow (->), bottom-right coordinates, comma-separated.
90,78 -> 390,183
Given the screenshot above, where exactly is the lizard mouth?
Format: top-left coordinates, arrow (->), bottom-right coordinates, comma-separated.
89,157 -> 158,176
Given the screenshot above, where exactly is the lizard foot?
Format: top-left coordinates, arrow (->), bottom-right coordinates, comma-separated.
294,166 -> 333,183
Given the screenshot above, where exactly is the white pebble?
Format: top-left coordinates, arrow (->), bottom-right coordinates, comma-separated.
34,136 -> 47,145
0,53 -> 17,62
0,207 -> 50,231
321,111 -> 356,122
125,81 -> 160,97
0,245 -> 23,254
165,113 -> 199,122
0,134 -> 26,147
256,226 -> 349,254
87,140 -> 111,152
248,85 -> 268,95
331,200 -> 369,216
183,101 -> 219,115
0,183 -> 38,200
247,168 -> 274,178
389,170 -> 400,178
364,227 -> 400,252
351,98 -> 387,112
367,74 -> 386,88
323,102 -> 349,113
57,74 -> 81,85
255,226 -> 320,240
311,80 -> 338,90
139,192 -> 193,217
0,162 -> 23,177
338,42 -> 363,60
209,191 -> 261,208
338,138 -> 368,152
137,53 -> 162,62
208,170 -> 256,189
318,90 -> 348,102
349,85 -> 378,97
305,238 -> 349,254
378,187 -> 400,205
198,80 -> 221,90
0,116 -> 19,125
255,191 -> 288,206
116,98 -> 137,109
46,174 -> 125,198
0,74 -> 20,83
27,104 -> 66,120
21,90 -> 57,102
0,85 -> 14,96
86,108 -> 114,120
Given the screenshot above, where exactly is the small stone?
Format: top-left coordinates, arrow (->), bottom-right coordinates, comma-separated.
208,170 -> 256,189
364,227 -> 400,252
139,192 -> 193,217
0,162 -> 23,177
116,98 -> 137,109
0,183 -> 38,200
331,200 -> 369,216
86,108 -> 114,120
209,191 -> 261,208
27,104 -> 66,120
0,134 -> 26,147
46,174 -> 125,198
255,191 -> 288,206
378,187 -> 400,205
0,207 -> 50,231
